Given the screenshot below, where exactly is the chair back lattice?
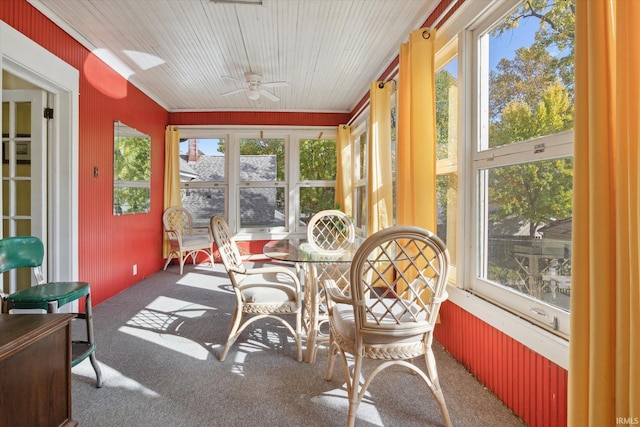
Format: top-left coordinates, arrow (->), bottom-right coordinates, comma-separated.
163,207 -> 193,237
307,210 -> 355,254
210,215 -> 246,277
349,226 -> 450,338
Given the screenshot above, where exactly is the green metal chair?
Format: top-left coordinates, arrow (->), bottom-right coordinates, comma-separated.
0,236 -> 103,388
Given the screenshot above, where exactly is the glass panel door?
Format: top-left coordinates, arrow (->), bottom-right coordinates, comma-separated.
2,89 -> 46,293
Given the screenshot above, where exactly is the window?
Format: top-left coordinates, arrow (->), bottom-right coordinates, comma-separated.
176,129 -> 337,237
238,137 -> 287,231
297,137 -> 337,228
352,127 -> 367,232
179,138 -> 227,227
436,52 -> 459,280
391,105 -> 397,223
468,0 -> 574,337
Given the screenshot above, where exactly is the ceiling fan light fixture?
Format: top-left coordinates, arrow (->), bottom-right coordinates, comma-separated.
220,72 -> 286,102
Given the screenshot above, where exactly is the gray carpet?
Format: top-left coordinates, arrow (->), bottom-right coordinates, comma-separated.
71,262 -> 526,427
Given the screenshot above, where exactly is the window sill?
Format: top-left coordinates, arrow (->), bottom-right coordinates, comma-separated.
446,285 -> 569,370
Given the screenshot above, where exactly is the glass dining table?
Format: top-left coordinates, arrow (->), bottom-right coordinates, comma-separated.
263,238 -> 362,363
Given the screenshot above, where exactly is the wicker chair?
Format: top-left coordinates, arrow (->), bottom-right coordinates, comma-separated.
324,226 -> 452,427
163,206 -> 214,274
303,209 -> 356,363
210,215 -> 303,362
306,209 -> 356,254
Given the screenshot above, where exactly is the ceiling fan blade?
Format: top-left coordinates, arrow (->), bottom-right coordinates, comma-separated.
221,88 -> 247,97
259,89 -> 280,102
262,81 -> 289,88
221,75 -> 244,84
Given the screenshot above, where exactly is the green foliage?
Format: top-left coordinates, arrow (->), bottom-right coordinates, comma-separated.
299,139 -> 337,181
488,264 -> 524,285
114,136 -> 151,181
300,139 -> 337,216
489,158 -> 573,237
300,187 -> 336,219
493,0 -> 575,92
113,187 -> 150,214
435,69 -> 456,159
490,81 -> 573,147
113,136 -> 151,214
488,66 -> 574,237
489,45 -> 557,122
434,69 -> 457,227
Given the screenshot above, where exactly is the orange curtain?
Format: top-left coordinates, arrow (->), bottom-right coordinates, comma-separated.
396,28 -> 437,231
569,1 -> 640,425
367,81 -> 394,235
335,125 -> 353,217
163,126 -> 181,258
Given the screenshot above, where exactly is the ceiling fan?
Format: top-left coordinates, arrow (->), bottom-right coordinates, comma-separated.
221,73 -> 289,102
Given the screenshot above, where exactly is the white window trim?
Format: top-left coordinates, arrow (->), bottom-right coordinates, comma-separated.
447,285 -> 569,369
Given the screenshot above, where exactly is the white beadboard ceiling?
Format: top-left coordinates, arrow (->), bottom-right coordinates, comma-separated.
28,0 -> 438,113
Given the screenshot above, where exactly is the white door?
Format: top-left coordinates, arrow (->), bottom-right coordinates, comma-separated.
2,89 -> 47,293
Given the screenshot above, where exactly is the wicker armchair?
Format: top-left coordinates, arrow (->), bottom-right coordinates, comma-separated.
163,206 -> 214,274
306,209 -> 356,254
324,226 -> 452,427
303,209 -> 356,363
210,215 -> 303,362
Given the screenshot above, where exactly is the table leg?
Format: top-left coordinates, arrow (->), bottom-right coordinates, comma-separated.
304,264 -> 320,364
304,262 -> 352,363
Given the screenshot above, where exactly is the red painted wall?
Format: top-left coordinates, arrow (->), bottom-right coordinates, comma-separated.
1,0 -> 169,305
169,111 -> 350,127
435,301 -> 568,427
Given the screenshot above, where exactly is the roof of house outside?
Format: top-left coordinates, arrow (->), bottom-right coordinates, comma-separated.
180,153 -> 280,227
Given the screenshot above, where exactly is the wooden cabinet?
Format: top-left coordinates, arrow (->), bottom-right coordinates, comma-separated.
0,314 -> 77,427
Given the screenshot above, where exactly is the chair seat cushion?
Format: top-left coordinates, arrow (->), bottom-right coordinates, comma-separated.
7,281 -> 90,309
332,299 -> 429,344
239,273 -> 298,303
182,234 -> 212,246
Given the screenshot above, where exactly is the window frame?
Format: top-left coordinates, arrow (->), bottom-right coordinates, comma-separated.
235,132 -> 289,233
351,121 -> 368,235
435,0 -> 570,368
293,133 -> 340,233
435,36 -> 461,285
465,1 -> 573,339
470,132 -> 573,336
177,131 -> 230,228
177,126 -> 336,240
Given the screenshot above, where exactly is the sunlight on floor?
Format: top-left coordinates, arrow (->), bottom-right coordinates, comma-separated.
73,358 -> 160,397
176,268 -> 231,292
118,325 -> 210,360
312,387 -> 383,426
144,295 -> 213,315
118,295 -> 217,360
228,338 -> 285,376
